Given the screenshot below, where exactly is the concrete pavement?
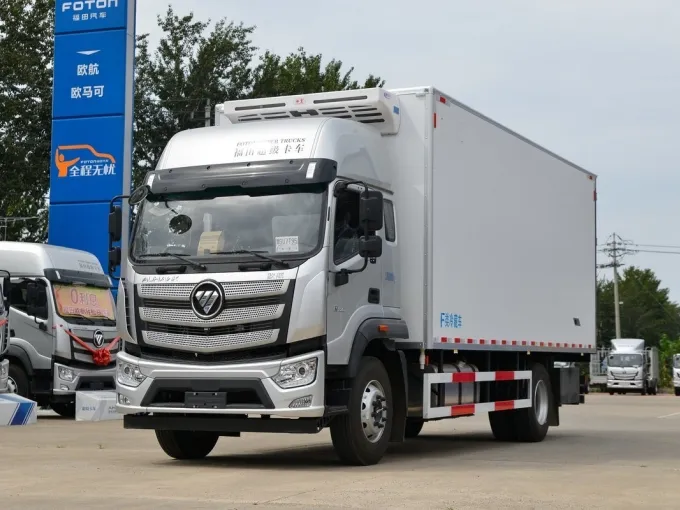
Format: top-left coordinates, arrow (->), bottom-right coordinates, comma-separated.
1,393 -> 680,509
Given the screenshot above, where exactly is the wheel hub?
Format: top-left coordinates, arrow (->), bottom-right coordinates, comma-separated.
6,375 -> 18,394
534,379 -> 549,425
360,379 -> 387,443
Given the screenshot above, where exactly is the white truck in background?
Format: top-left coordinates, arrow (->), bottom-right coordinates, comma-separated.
0,270 -> 10,392
607,338 -> 658,395
108,86 -> 596,466
0,242 -> 120,416
588,348 -> 610,391
673,354 -> 680,396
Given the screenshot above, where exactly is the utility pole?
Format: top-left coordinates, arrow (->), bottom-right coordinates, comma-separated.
205,99 -> 211,127
598,233 -> 636,339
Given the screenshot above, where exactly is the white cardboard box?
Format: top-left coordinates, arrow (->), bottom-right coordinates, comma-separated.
75,391 -> 122,422
0,393 -> 38,427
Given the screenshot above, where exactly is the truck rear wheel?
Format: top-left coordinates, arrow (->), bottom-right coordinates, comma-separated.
404,418 -> 424,438
155,430 -> 219,460
675,388 -> 680,397
330,356 -> 392,466
489,410 -> 518,441
514,363 -> 551,442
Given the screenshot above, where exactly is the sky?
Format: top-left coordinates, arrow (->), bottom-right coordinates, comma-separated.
137,0 -> 680,299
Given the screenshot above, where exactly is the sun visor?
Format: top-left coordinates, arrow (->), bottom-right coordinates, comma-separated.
148,158 -> 337,195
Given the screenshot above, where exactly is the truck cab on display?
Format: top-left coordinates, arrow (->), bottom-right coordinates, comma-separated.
673,354 -> 680,396
606,338 -> 659,395
109,87 -> 596,466
0,270 -> 10,393
0,242 -> 120,416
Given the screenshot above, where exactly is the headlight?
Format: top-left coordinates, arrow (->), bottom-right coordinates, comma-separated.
58,366 -> 75,382
117,361 -> 146,388
272,357 -> 318,389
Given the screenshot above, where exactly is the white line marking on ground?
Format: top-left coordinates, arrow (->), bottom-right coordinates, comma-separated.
658,412 -> 680,419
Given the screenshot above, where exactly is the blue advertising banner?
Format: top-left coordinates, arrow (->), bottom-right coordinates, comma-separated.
55,0 -> 128,34
49,0 -> 135,291
50,116 -> 125,204
53,30 -> 128,118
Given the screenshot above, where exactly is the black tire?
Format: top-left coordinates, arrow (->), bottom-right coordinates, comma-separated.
155,430 -> 219,460
51,402 -> 76,418
609,391 -> 614,395
8,362 -> 30,398
641,384 -> 647,396
330,356 -> 393,466
675,388 -> 680,397
514,363 -> 551,443
404,418 -> 424,439
489,409 -> 519,441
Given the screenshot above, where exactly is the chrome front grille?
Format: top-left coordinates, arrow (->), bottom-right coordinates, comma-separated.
140,304 -> 284,327
136,279 -> 290,354
143,329 -> 279,353
139,280 -> 289,301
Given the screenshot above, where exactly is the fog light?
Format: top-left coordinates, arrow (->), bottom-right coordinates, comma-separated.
118,394 -> 131,405
60,385 -> 69,391
289,395 -> 313,408
0,362 -> 8,378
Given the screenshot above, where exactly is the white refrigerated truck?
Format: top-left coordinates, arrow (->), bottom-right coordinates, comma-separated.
0,242 -> 120,416
108,86 -> 596,465
607,338 -> 659,395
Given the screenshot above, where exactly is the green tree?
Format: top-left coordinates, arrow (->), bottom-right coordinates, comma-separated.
0,0 -> 54,241
597,266 -> 680,348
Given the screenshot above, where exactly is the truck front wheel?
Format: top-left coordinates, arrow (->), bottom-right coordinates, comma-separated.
155,430 -> 219,460
514,363 -> 551,442
330,356 -> 393,466
675,388 -> 680,397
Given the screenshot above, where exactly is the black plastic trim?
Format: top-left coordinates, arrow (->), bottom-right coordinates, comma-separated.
124,413 -> 328,434
140,378 -> 275,409
342,318 -> 409,377
7,344 -> 34,375
43,268 -> 113,289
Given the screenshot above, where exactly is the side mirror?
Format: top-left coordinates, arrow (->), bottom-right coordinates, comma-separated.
0,271 -> 10,312
359,190 -> 383,233
359,235 -> 383,259
109,205 -> 122,243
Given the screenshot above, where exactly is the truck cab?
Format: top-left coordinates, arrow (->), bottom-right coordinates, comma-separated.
0,242 -> 120,416
673,354 -> 680,396
606,338 -> 658,395
0,270 -> 10,393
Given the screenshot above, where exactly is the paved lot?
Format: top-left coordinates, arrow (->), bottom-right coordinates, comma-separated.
1,393 -> 680,509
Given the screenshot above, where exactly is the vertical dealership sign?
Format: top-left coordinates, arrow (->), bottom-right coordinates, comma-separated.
49,0 -> 136,280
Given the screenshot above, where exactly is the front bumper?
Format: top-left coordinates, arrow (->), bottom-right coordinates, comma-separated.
674,377 -> 680,389
115,350 -> 326,418
0,359 -> 8,393
52,361 -> 116,395
607,379 -> 643,390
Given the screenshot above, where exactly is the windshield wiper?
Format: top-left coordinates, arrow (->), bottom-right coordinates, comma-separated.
138,252 -> 206,270
212,250 -> 289,268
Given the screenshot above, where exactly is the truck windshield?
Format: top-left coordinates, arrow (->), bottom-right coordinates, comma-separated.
608,353 -> 643,368
52,284 -> 116,326
130,184 -> 327,263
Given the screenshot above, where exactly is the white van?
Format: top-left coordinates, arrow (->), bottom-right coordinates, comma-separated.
0,242 -> 119,416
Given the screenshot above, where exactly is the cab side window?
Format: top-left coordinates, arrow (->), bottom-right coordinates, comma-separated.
10,279 -> 48,320
333,189 -> 363,264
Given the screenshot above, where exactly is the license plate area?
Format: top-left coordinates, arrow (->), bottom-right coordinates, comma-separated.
184,391 -> 227,409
